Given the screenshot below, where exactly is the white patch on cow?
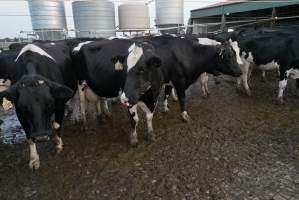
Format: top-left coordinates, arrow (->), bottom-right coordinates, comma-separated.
127,43 -> 143,72
52,121 -> 60,130
163,95 -> 169,112
73,41 -> 92,52
15,44 -> 55,62
138,101 -> 154,133
38,80 -> 45,85
85,86 -> 100,103
278,79 -> 287,98
247,52 -> 254,63
229,39 -> 243,65
128,104 -> 138,145
197,38 -> 221,46
258,60 -> 280,71
54,135 -> 63,153
28,140 -> 40,169
50,42 -> 55,45
286,68 -> 299,79
115,61 -> 124,71
0,79 -> 11,92
0,50 -> 2,53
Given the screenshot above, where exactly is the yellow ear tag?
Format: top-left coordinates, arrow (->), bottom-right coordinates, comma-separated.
2,97 -> 13,111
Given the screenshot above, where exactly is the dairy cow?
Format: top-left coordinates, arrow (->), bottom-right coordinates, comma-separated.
0,43 -> 76,169
120,36 -> 242,145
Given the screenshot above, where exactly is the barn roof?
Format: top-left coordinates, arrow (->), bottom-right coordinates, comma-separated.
191,0 -> 299,18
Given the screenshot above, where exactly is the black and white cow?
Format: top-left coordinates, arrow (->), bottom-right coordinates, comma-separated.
0,43 -> 76,169
231,30 -> 299,101
72,39 -> 132,128
120,36 -> 242,145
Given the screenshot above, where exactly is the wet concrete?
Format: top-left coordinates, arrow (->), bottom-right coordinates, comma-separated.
0,71 -> 299,200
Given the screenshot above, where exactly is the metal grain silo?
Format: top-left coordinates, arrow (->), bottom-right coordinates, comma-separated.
118,4 -> 150,30
155,0 -> 184,33
28,0 -> 67,40
72,0 -> 116,38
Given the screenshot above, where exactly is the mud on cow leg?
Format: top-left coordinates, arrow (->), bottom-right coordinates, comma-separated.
128,105 -> 139,147
28,139 -> 40,170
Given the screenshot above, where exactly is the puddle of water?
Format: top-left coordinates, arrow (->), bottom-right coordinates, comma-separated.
0,108 -> 26,144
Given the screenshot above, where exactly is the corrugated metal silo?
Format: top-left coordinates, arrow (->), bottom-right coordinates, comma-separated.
118,4 -> 150,30
28,0 -> 67,40
155,0 -> 184,33
72,0 -> 116,38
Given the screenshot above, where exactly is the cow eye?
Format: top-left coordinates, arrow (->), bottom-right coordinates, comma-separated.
139,68 -> 145,73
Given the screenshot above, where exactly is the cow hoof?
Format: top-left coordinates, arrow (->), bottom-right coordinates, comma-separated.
181,111 -> 191,122
104,112 -> 112,119
246,90 -> 252,97
97,115 -> 105,124
163,106 -> 169,113
261,77 -> 267,82
29,158 -> 40,170
202,94 -> 208,99
146,132 -> 157,142
56,146 -> 63,154
277,97 -> 284,105
130,136 -> 138,147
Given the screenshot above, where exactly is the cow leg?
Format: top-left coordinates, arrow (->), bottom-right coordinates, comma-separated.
128,105 -> 139,146
242,73 -> 251,96
163,85 -> 172,112
241,63 -> 251,96
236,76 -> 242,92
78,84 -> 87,129
261,70 -> 267,82
200,73 -> 209,98
95,99 -> 104,122
171,88 -> 178,101
138,101 -> 156,142
53,103 -> 65,153
28,139 -> 40,170
278,70 -> 288,104
102,99 -> 112,118
176,89 -> 190,122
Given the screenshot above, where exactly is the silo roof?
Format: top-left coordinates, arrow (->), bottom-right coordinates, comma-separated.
191,0 -> 299,18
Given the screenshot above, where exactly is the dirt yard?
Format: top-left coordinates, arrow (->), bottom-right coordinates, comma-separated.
0,71 -> 299,200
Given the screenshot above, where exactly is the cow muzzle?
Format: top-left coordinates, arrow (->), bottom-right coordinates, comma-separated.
120,92 -> 131,107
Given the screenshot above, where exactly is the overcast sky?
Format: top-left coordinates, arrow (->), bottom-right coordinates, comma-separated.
0,0 -> 220,38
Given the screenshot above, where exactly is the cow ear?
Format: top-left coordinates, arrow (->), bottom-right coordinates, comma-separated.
147,56 -> 161,68
111,55 -> 126,64
49,81 -> 73,101
0,84 -> 17,104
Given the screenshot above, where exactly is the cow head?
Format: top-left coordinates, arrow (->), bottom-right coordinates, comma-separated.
215,42 -> 242,77
118,42 -> 162,106
0,75 -> 73,140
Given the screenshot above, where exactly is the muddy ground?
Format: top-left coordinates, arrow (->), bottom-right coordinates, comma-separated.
0,71 -> 299,200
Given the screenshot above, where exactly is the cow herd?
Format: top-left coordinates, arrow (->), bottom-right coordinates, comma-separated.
0,27 -> 298,170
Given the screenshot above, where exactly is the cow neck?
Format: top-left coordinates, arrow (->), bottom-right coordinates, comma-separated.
193,44 -> 219,76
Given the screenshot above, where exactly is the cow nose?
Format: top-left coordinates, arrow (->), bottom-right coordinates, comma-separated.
120,92 -> 130,106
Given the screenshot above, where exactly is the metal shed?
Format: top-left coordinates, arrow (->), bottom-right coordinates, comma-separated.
190,0 -> 299,34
